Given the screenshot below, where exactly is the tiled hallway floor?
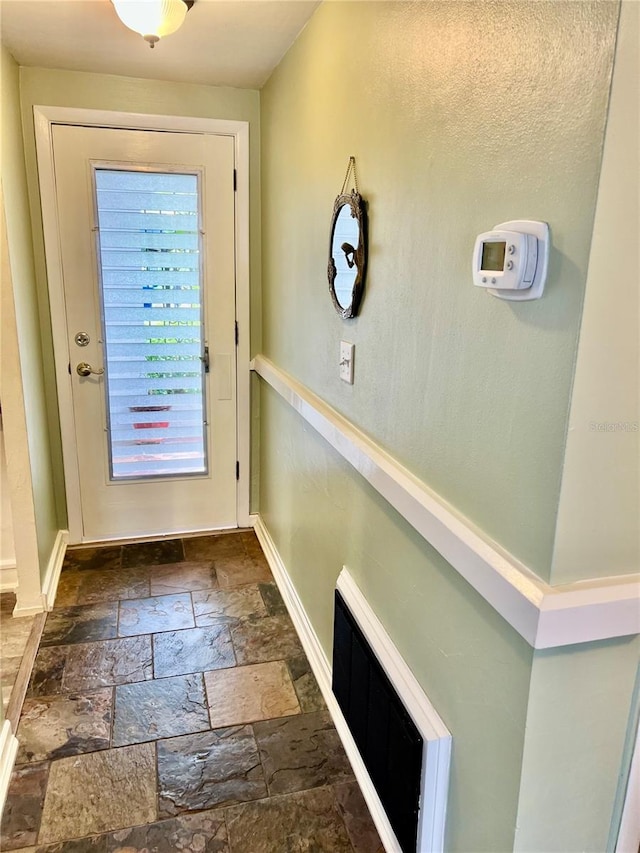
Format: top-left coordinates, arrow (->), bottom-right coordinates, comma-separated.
1,530 -> 383,852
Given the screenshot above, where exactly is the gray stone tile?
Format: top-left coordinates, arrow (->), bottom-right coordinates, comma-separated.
225,786 -> 353,853
230,614 -> 303,665
287,656 -> 326,714
204,661 -> 300,729
62,636 -> 152,692
63,547 -> 121,573
118,593 -> 194,637
254,710 -> 354,796
183,533 -> 245,562
191,586 -> 267,628
76,568 -> 150,605
333,781 -> 385,853
40,604 -> 118,648
112,673 -> 210,746
121,539 -> 184,568
26,647 -> 67,698
215,555 -> 273,590
0,762 -> 48,851
157,726 -> 267,816
259,582 -> 288,616
153,625 -> 235,678
16,689 -> 112,763
38,743 -> 156,844
149,561 -> 218,596
1,615 -> 35,657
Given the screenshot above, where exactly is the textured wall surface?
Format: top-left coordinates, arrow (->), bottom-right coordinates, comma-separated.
261,0 -> 618,579
1,45 -> 59,583
259,1 -> 624,850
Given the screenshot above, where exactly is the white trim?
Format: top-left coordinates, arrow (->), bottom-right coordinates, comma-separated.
33,105 -> 251,544
253,516 -> 405,853
0,720 -> 18,817
336,568 -> 451,853
252,355 -> 640,650
0,562 -> 18,592
41,529 -> 69,611
616,719 -> 640,853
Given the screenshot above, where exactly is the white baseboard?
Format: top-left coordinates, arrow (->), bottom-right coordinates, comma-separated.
253,515 -> 404,853
0,561 -> 18,592
41,529 -> 68,611
0,720 -> 18,816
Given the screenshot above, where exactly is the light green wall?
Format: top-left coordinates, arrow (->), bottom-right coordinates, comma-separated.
514,637 -> 640,852
551,0 -> 639,584
260,0 -> 619,580
1,45 -> 59,579
18,67 -> 262,518
259,1 -> 630,850
260,385 -> 533,852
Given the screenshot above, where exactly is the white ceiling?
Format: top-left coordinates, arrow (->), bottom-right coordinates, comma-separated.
0,0 -> 321,89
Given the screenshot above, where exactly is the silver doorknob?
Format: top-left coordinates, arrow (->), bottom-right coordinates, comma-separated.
76,362 -> 104,377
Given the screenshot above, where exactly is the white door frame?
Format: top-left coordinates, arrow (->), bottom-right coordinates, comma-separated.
34,105 -> 251,543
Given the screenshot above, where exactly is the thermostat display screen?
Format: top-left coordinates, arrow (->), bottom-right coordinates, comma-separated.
481,241 -> 506,271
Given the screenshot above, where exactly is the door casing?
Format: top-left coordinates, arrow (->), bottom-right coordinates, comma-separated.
35,106 -> 251,544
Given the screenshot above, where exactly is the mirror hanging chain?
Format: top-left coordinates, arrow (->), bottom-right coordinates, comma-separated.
340,156 -> 359,195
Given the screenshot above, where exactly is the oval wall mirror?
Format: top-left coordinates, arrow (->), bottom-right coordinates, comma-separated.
328,191 -> 368,319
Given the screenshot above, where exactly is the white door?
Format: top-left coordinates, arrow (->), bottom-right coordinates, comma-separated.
52,124 -> 237,541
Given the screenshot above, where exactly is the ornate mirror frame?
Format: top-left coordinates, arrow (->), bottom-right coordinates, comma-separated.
328,191 -> 368,319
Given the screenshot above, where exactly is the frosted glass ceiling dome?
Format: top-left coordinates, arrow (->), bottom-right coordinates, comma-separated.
111,0 -> 193,48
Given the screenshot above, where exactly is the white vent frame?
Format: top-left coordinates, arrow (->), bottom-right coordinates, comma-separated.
336,568 -> 452,853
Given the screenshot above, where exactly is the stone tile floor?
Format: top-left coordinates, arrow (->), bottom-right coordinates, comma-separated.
1,530 -> 383,852
1,593 -> 35,715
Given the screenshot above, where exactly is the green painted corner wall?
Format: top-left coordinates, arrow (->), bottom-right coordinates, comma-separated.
260,0 -> 619,580
17,66 -> 263,520
259,384 -> 533,852
1,44 -> 59,581
258,1 -> 632,850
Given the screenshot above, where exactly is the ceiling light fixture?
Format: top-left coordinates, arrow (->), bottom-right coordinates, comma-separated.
111,0 -> 195,49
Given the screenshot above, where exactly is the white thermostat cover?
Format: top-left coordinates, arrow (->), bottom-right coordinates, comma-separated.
488,220 -> 550,301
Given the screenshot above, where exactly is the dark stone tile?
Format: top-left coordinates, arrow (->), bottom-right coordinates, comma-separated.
26,647 -> 67,698
333,781 -> 384,853
62,636 -> 152,692
183,533 -> 246,562
63,547 -> 121,573
118,593 -> 194,637
35,811 -> 229,853
254,711 -> 354,796
38,744 -> 156,844
287,656 -> 327,713
40,604 -> 118,647
157,726 -> 267,816
239,530 -> 262,557
106,811 -> 229,852
230,614 -> 303,665
52,572 -> 83,608
0,591 -> 17,614
153,625 -> 235,678
149,561 -> 217,596
112,673 -> 210,746
17,689 -> 112,763
121,539 -> 184,568
76,568 -> 150,605
0,762 -> 48,850
225,787 -> 353,853
258,582 -> 287,616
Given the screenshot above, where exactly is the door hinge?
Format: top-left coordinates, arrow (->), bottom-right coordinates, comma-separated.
236,461 -> 240,481
68,362 -> 71,375
233,169 -> 237,192
235,321 -> 239,346
201,345 -> 210,373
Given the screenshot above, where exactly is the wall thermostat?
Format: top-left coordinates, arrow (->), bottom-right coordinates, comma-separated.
472,220 -> 550,301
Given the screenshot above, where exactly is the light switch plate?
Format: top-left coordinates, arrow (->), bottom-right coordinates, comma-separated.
340,341 -> 354,384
